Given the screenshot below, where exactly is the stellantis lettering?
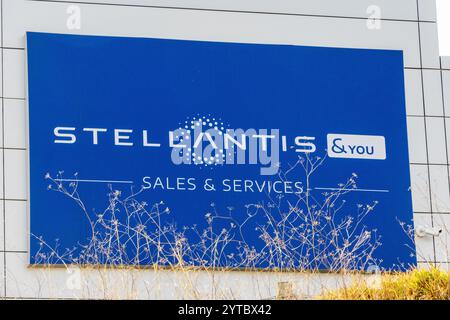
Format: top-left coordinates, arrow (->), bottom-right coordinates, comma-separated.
53,126 -> 316,175
53,127 -> 387,174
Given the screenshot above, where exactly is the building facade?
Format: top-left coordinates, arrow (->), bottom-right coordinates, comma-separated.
0,0 -> 449,299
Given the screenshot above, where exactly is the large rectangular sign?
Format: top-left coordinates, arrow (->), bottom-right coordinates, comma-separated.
27,32 -> 415,270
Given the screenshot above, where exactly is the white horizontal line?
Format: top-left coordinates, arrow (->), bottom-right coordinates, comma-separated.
54,179 -> 134,184
315,187 -> 389,193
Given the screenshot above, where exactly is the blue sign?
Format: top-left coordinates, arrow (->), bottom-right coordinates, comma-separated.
27,32 -> 415,270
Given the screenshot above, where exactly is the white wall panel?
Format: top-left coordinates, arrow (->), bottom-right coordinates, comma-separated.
4,99 -> 26,149
446,119 -> 450,164
419,22 -> 441,69
441,56 -> 450,70
0,251 -> 4,298
4,0 -> 422,68
5,252 -> 71,299
0,50 -> 3,98
417,262 -> 450,270
3,251 -> 364,299
0,99 -> 3,149
0,200 -> 4,251
5,201 -> 27,252
39,0 -> 420,21
418,0 -> 437,22
407,117 -> 428,164
426,117 -> 447,164
429,165 -> 450,213
4,149 -> 27,201
433,214 -> 450,263
410,164 -> 431,213
423,69 -> 444,116
2,49 -> 25,100
414,213 -> 436,262
0,151 -> 4,200
405,69 -> 424,116
442,70 -> 450,116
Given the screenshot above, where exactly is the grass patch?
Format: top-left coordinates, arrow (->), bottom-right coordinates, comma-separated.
322,268 -> 450,300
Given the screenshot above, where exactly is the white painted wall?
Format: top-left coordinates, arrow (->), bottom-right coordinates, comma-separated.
437,0 -> 450,56
1,0 -> 449,299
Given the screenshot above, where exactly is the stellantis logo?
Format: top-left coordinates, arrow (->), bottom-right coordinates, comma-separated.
52,117 -> 386,175
168,116 -> 317,175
